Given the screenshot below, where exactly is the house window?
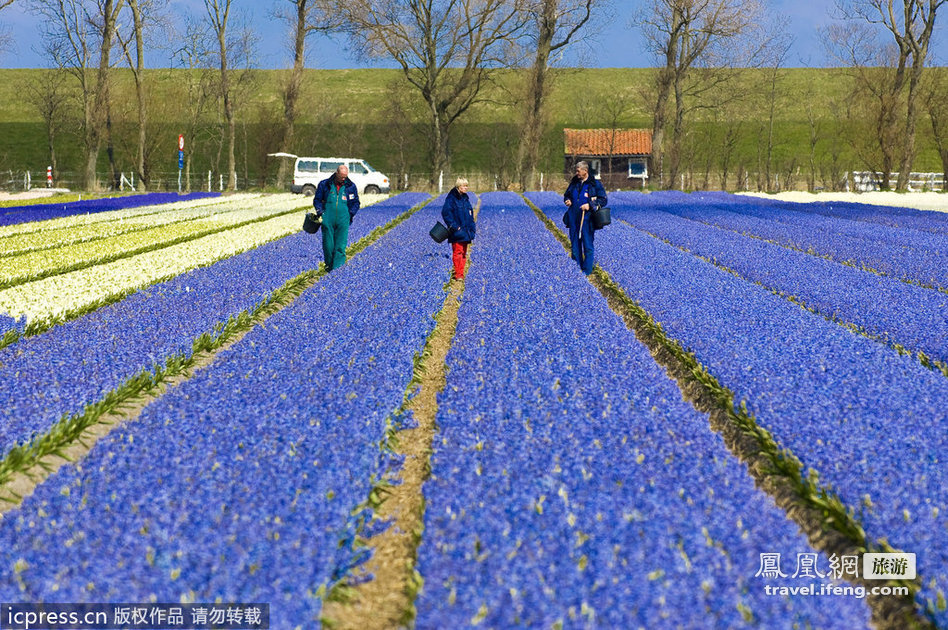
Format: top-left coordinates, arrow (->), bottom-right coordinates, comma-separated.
628,159 -> 647,179
589,159 -> 601,175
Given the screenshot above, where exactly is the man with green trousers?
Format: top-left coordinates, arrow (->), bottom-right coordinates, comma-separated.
312,163 -> 361,271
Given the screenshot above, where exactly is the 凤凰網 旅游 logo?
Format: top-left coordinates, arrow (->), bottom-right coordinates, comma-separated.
754,551 -> 915,581
863,552 -> 916,580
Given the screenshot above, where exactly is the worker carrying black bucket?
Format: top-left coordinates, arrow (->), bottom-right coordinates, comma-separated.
563,161 -> 608,276
311,164 -> 360,271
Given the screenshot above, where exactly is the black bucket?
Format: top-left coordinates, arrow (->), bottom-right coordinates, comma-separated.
592,206 -> 611,229
303,212 -> 321,234
430,221 -> 450,243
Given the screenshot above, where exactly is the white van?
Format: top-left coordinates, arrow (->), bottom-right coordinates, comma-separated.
291,157 -> 390,195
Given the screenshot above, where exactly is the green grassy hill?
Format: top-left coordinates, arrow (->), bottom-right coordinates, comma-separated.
0,67 -> 943,191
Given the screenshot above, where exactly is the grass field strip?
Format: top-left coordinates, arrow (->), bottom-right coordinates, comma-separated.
408,192 -> 871,628
528,191 -> 942,628
0,194 -> 432,497
650,193 -> 948,293
0,193 -> 252,239
610,206 -> 948,376
0,199 -> 308,289
0,194 -> 278,258
0,201 -> 450,629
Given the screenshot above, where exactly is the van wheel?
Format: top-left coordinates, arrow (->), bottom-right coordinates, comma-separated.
302,185 -> 316,196
364,185 -> 380,195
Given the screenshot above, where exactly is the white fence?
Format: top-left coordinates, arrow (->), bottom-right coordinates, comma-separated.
851,171 -> 945,192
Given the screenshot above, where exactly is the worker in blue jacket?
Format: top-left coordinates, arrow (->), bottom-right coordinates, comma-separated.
313,164 -> 360,271
563,161 -> 607,275
441,177 -> 476,280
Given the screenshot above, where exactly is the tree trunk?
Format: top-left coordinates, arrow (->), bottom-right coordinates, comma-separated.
651,66 -> 673,189
517,1 -> 555,191
427,103 -> 449,186
277,0 -> 309,189
128,0 -> 147,189
86,0 -> 123,190
667,70 -> 685,189
106,106 -> 119,190
277,66 -> 303,187
650,4 -> 684,190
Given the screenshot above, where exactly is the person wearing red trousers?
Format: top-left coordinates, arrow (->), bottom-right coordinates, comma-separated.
441,177 -> 476,280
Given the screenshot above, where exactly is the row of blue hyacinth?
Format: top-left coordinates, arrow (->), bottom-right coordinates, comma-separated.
528,189 -> 948,625
0,193 -> 429,462
412,192 -> 869,628
0,196 -> 451,627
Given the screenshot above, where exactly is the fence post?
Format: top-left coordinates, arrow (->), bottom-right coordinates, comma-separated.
208,171 -> 212,192
540,172 -> 544,192
24,171 -> 31,190
219,174 -> 223,192
438,170 -> 443,193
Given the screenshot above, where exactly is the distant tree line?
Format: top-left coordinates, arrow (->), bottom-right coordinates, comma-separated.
1,0 -> 947,191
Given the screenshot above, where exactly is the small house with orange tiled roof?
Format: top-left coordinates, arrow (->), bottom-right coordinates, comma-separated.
564,128 -> 652,189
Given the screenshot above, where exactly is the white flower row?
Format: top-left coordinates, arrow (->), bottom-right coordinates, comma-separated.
0,213 -> 300,325
0,193 -> 268,239
0,194 -> 284,256
0,194 -> 381,325
0,196 -> 309,286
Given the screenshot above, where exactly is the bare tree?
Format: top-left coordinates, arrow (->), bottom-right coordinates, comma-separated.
758,26 -> 792,191
337,0 -> 528,184
24,69 -> 71,181
834,0 -> 946,190
272,0 -> 338,188
92,0 -> 124,190
635,0 -> 763,189
516,0 -> 593,190
203,0 -> 237,190
33,0 -> 124,190
116,0 -> 162,189
601,89 -> 632,182
173,15 -> 214,192
827,20 -> 903,187
803,79 -> 824,192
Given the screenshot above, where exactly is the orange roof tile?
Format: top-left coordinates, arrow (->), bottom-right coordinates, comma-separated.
564,128 -> 652,156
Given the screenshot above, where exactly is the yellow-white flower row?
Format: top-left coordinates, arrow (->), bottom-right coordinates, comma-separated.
0,193 -> 383,325
0,212 -> 304,325
0,194 -> 282,256
0,193 -> 268,239
0,196 -> 309,286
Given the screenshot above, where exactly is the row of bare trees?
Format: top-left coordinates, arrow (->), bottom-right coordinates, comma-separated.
2,0 -> 947,191
13,0 -> 256,191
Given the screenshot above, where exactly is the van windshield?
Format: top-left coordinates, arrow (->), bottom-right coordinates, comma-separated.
362,162 -> 377,172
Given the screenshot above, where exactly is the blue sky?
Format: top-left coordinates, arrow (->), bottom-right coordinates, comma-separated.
0,0 -> 943,69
